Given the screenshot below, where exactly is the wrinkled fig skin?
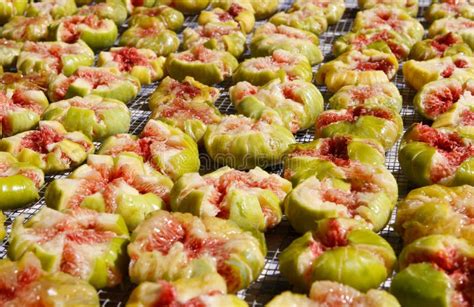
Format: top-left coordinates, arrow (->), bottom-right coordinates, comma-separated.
17,41 -> 94,77
316,49 -> 399,93
42,95 -> 131,141
99,119 -> 200,181
396,184 -> 474,245
26,0 -> 77,20
0,121 -> 94,174
267,280 -> 400,307
250,24 -> 323,65
0,152 -> 44,210
398,124 -> 474,187
248,0 -> 279,20
284,176 -> 393,234
0,211 -> 5,241
409,33 -> 473,61
97,47 -> 166,85
279,218 -> 396,292
126,273 -> 248,307
127,210 -> 266,293
167,46 -> 238,85
233,50 -> 313,86
48,67 -> 141,103
269,5 -> 327,36
329,83 -> 402,112
352,5 -> 424,43
426,1 -> 474,23
8,207 -> 130,289
316,107 -> 403,151
119,17 -> 179,57
0,0 -> 27,25
45,153 -> 173,231
170,166 -> 291,231
130,6 -> 184,31
204,115 -> 296,170
154,0 -> 210,14
230,79 -> 324,133
50,15 -> 118,51
0,253 -> 100,306
199,1 -> 255,34
358,0 -> 419,17
291,0 -> 346,25
182,22 -> 246,58
391,235 -> 474,307
428,17 -> 474,50
403,55 -> 474,91
0,16 -> 50,42
76,0 -> 128,26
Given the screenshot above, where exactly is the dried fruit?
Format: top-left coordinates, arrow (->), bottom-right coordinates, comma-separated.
358,0 -> 418,17
26,0 -> 76,19
0,0 -> 27,25
248,0 -> 279,20
409,32 -> 473,61
291,0 -> 346,25
0,16 -> 50,42
76,0 -> 127,26
0,39 -> 21,68
130,5 -> 184,31
429,17 -> 474,50
269,4 -> 327,36
426,0 -> 474,23
199,0 -> 254,34
154,0 -> 210,15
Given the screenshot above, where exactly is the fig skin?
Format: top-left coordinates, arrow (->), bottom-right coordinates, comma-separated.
130,5 -> 184,31
0,16 -> 50,42
291,0 -> 346,25
76,0 -> 128,26
426,1 -> 474,23
428,17 -> 474,50
200,0 -> 255,34
409,33 -> 473,61
0,0 -> 27,25
26,0 -> 77,20
269,5 -> 327,36
248,0 -> 279,20
0,211 -> 5,241
358,0 -> 418,17
154,0 -> 210,15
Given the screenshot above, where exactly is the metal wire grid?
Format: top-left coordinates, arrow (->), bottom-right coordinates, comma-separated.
0,0 -> 432,305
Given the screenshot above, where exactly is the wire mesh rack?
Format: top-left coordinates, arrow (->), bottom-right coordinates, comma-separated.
0,0 -> 432,305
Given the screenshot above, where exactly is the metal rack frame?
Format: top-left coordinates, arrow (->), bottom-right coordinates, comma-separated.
0,0 -> 431,305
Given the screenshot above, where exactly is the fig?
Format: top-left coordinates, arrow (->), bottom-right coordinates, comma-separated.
426,0 -> 474,23
26,0 -> 77,19
17,41 -> 94,77
352,5 -> 424,44
284,174 -> 393,234
0,72 -> 49,93
203,115 -> 296,170
248,0 -> 279,20
119,17 -> 179,57
0,0 -> 27,25
154,0 -> 210,15
126,273 -> 247,306
0,211 -> 4,240
267,280 -> 400,307
76,0 -> 128,26
333,28 -> 413,60
48,66 -> 141,103
183,22 -> 246,58
282,136 -> 388,185
328,82 -> 402,112
0,152 -> 44,210
122,0 -> 154,14
233,50 -> 312,86
269,5 -> 327,36
429,17 -> 474,50
199,0 -> 255,34
409,32 -> 473,61
315,106 -> 403,150
316,49 -> 398,92
45,153 -> 173,230
49,15 -> 118,51
0,253 -> 99,306
151,98 -> 222,143
291,0 -> 346,25
97,47 -> 166,85
413,77 -> 474,120
402,54 -> 474,91
0,120 -> 94,174
99,119 -> 200,181
166,45 -> 238,85
396,184 -> 474,245
8,207 -> 129,289
391,235 -> 474,307
279,218 -> 396,292
128,210 -> 265,293
170,166 -> 291,231
130,5 -> 184,31
358,0 -> 418,17
0,87 -> 49,137
148,76 -> 220,111
42,95 -> 130,141
229,79 -> 324,133
399,123 -> 474,186
251,24 -> 322,66
0,16 -> 50,42
0,39 -> 21,68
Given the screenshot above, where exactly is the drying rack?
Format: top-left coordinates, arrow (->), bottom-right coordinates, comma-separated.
0,0 -> 430,305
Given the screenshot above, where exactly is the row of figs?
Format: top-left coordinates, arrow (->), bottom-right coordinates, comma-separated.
0,0 -> 474,306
